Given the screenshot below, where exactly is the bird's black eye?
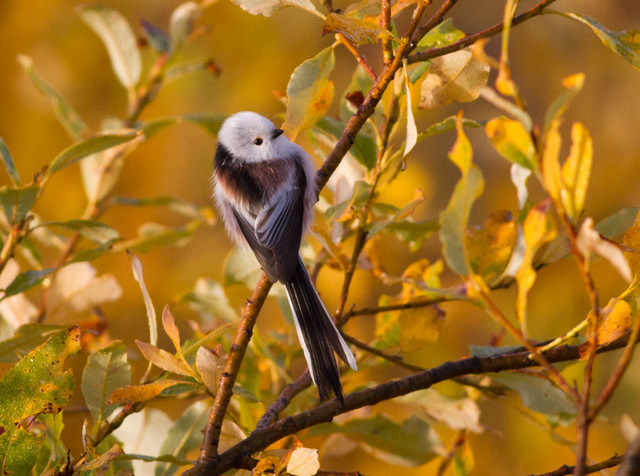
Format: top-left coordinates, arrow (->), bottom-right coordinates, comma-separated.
254,137 -> 263,146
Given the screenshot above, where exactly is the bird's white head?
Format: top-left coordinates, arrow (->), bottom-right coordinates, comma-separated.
217,111 -> 298,163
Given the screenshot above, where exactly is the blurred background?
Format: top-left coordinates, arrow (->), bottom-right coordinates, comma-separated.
1,0 -> 639,474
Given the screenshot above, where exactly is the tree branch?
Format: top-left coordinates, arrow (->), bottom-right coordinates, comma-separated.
208,333 -> 637,475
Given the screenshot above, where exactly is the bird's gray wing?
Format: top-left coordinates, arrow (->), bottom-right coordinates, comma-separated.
255,184 -> 305,283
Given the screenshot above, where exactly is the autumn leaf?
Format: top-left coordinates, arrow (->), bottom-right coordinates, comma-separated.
323,13 -> 395,46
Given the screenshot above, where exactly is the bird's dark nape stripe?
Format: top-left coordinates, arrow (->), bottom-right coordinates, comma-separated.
285,259 -> 345,402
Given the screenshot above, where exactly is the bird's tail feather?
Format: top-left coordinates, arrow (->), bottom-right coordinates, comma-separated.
285,257 -> 357,401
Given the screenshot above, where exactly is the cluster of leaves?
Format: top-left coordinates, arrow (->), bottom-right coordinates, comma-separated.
1,1 -> 640,476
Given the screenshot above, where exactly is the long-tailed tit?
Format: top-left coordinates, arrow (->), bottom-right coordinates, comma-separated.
212,111 -> 357,401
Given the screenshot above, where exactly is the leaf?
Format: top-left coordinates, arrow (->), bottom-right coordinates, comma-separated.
0,138 -> 19,186
136,340 -> 193,376
284,47 -> 335,140
417,116 -> 482,142
169,2 -> 203,51
177,277 -> 240,323
596,208 -> 640,239
466,210 -> 518,283
399,305 -> 445,352
577,217 -> 632,283
485,116 -> 537,170
116,221 -> 200,252
0,328 -> 80,475
417,18 -> 465,48
623,211 -> 640,281
562,13 -> 640,70
594,298 -> 633,346
516,201 -> 557,331
76,444 -> 124,471
45,219 -> 120,245
287,447 -> 320,476
544,73 -> 585,132
46,262 -> 122,320
49,129 -> 141,173
541,119 -> 562,204
419,48 -> 490,110
490,372 -> 575,417
322,13 -> 395,46
229,0 -> 324,18
128,251 -> 157,351
16,55 -> 88,140
0,184 -> 39,225
155,400 -> 210,476
313,414 -> 443,467
140,18 -> 171,54
195,346 -> 225,393
400,389 -> 483,433
182,112 -> 227,136
560,122 -> 592,221
3,267 -> 57,299
403,61 -> 417,162
107,380 -> 184,405
0,323 -> 66,363
0,260 -> 38,333
440,167 -> 484,275
78,5 -> 142,89
224,246 -> 262,288
315,116 -> 376,170
81,341 -> 131,422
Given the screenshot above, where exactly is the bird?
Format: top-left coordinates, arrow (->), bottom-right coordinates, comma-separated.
212,111 -> 357,401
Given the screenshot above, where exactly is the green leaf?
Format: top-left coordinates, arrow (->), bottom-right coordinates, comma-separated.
561,13 -> 640,70
543,73 -> 585,133
140,18 -> 171,54
169,2 -> 203,51
0,184 -> 39,225
177,277 -> 240,322
0,138 -> 19,186
0,324 -> 66,364
164,59 -> 218,84
78,5 -> 142,89
49,129 -> 141,173
182,112 -> 227,136
3,267 -> 57,299
490,372 -> 576,417
224,246 -> 262,288
595,207 -> 640,239
417,18 -> 465,48
44,219 -> 120,245
284,47 -> 335,139
311,414 -> 443,466
417,116 -> 482,142
82,341 -> 131,422
16,55 -> 87,141
315,116 -> 376,170
155,400 -> 210,476
0,328 -> 80,475
115,221 -> 200,253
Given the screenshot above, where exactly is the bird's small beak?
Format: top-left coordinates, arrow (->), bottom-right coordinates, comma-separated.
272,128 -> 284,139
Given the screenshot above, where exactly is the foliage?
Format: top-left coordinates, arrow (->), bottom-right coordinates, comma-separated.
0,1 -> 639,476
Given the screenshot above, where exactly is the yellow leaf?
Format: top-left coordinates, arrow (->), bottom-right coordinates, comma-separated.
323,13 -> 395,46
286,447 -> 320,476
76,444 -> 124,471
106,379 -> 183,405
466,209 -> 517,282
595,298 -> 633,346
135,340 -> 194,376
542,119 -> 563,204
561,122 -> 592,220
516,201 -> 557,333
399,306 -> 445,352
252,456 -> 282,476
485,116 -> 537,170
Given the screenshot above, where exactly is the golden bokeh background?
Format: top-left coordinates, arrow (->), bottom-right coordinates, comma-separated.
1,0 -> 640,474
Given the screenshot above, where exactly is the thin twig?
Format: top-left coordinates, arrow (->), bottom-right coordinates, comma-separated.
529,454 -> 623,476
336,33 -> 377,80
255,370 -> 312,430
343,333 -> 425,372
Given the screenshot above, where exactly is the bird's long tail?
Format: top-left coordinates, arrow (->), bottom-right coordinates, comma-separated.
285,256 -> 357,401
